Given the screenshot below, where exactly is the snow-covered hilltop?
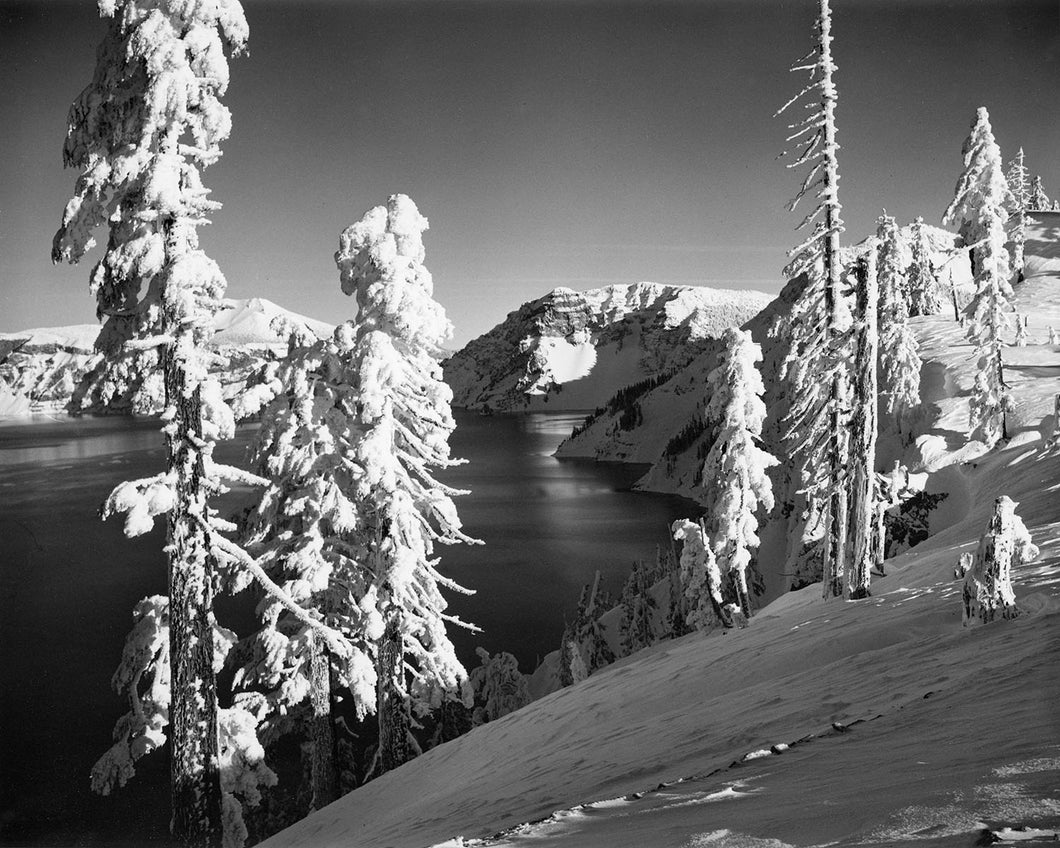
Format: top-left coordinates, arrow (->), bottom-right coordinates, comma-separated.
0,297 -> 333,417
443,282 -> 772,412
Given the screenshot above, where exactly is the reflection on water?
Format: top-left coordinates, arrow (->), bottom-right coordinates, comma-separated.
441,411 -> 698,670
0,412 -> 697,846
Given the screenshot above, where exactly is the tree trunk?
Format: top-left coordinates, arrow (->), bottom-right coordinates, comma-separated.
700,518 -> 733,627
307,629 -> 337,810
165,349 -> 223,848
819,0 -> 846,601
375,616 -> 411,775
847,252 -> 879,599
821,370 -> 849,599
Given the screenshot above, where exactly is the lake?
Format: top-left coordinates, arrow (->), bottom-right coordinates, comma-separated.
0,411 -> 697,846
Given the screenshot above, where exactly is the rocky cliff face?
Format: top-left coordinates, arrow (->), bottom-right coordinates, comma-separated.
0,297 -> 333,417
443,282 -> 772,413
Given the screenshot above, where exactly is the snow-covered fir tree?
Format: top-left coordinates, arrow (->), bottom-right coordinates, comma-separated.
775,0 -> 850,600
1014,314 -> 1028,347
1028,175 -> 1050,210
876,215 -> 922,434
332,194 -> 481,777
559,577 -> 615,684
943,108 -> 1015,446
962,496 -> 1038,624
50,3 -> 267,843
233,319 -> 382,812
469,648 -> 530,722
671,518 -> 728,630
619,559 -> 657,655
906,217 -> 944,316
1004,148 -> 1030,277
700,328 -> 778,619
574,574 -> 616,674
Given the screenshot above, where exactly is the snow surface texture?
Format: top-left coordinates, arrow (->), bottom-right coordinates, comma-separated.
443,283 -> 772,413
0,297 -> 332,417
260,216 -> 1059,848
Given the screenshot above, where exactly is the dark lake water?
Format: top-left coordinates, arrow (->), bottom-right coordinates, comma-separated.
0,411 -> 696,846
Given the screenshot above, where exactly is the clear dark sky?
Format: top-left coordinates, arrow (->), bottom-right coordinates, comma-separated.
1,0 -> 1057,346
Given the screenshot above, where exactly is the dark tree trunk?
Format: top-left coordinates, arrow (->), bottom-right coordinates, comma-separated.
375,616 -> 411,776
307,629 -> 337,810
848,253 -> 879,599
165,350 -> 223,848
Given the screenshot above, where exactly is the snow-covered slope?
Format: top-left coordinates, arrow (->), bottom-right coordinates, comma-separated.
260,219 -> 1059,848
443,283 -> 772,412
0,298 -> 334,416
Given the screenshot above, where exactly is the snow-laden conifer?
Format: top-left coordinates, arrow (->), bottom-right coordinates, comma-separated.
50,3 -> 259,842
962,496 -> 1038,624
233,319 -> 382,811
619,560 -> 657,654
469,649 -> 530,721
775,0 -> 850,599
333,195 -> 481,777
671,519 -> 727,630
700,328 -> 778,619
943,108 -> 1015,447
907,217 -> 944,316
877,215 -> 922,434
1005,149 -> 1030,277
574,574 -> 616,674
1028,175 -> 1050,210
1014,315 -> 1028,347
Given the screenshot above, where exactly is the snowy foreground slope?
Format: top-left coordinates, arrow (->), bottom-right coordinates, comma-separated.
444,283 -> 771,412
0,297 -> 332,416
263,222 -> 1060,848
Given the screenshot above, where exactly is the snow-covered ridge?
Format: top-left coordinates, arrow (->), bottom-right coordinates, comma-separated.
0,297 -> 335,417
443,282 -> 772,413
